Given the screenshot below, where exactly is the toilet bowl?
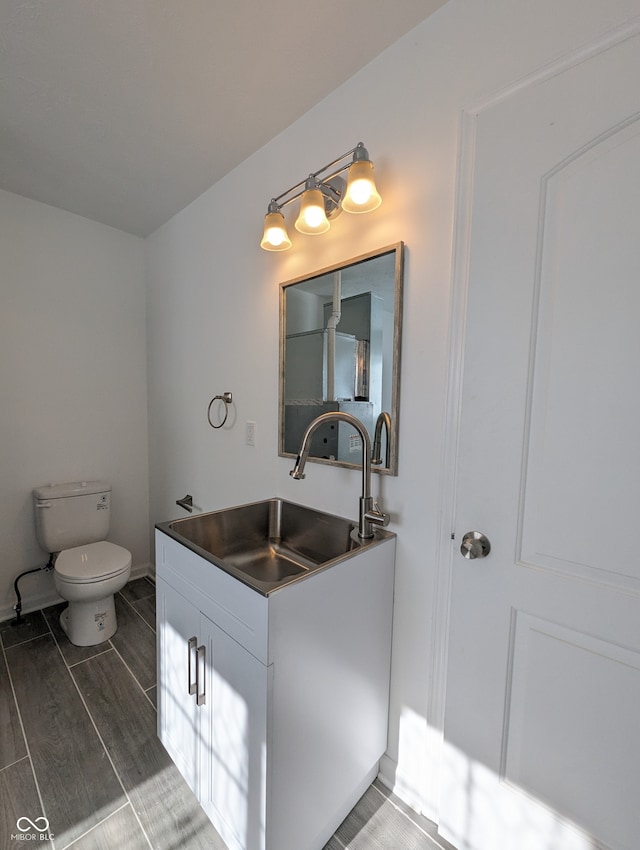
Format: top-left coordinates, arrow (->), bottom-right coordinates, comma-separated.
54,540 -> 132,646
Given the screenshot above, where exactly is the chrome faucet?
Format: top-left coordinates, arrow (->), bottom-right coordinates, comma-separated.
371,411 -> 392,468
289,411 -> 390,539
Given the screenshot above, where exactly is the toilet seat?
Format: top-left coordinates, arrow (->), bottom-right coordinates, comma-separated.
55,540 -> 132,584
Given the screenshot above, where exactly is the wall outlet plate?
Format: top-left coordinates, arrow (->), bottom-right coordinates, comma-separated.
246,420 -> 256,447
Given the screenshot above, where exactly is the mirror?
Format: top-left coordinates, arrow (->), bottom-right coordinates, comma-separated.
279,242 -> 404,475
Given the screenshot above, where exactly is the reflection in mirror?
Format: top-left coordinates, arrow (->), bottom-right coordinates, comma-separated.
279,242 -> 404,475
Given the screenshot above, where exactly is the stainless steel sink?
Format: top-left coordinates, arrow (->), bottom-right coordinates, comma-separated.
156,498 -> 394,594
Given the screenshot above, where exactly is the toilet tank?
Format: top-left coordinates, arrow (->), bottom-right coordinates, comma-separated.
33,480 -> 112,553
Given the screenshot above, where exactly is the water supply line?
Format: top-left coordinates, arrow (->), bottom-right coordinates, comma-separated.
326,270 -> 342,402
11,556 -> 55,626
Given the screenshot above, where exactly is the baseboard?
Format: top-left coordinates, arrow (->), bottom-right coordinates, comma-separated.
0,589 -> 63,625
377,753 -> 398,793
378,754 -> 429,821
0,561 -> 154,625
130,561 -> 153,582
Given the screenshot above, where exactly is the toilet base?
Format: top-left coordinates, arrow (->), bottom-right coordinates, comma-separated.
59,594 -> 117,646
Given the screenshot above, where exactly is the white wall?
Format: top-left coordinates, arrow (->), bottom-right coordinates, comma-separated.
147,0 -> 640,819
0,190 -> 150,617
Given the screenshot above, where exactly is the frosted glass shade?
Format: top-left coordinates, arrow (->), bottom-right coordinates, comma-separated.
342,160 -> 382,213
295,188 -> 330,234
260,210 -> 292,251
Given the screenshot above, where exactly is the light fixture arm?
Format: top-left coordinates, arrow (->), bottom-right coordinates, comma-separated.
268,143 -> 369,212
305,143 -> 362,183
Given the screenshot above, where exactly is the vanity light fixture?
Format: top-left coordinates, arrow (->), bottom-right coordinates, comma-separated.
260,142 -> 382,252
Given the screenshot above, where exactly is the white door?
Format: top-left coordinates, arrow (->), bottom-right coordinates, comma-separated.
440,29 -> 640,850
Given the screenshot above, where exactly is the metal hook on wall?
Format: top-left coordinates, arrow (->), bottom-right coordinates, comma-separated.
207,392 -> 233,429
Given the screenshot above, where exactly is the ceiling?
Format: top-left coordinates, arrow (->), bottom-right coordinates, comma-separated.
0,0 -> 447,237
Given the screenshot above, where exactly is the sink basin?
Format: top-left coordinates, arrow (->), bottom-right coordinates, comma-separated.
156,498 -> 393,594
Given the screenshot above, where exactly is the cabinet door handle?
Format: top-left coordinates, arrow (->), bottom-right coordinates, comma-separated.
188,636 -> 197,695
196,644 -> 206,706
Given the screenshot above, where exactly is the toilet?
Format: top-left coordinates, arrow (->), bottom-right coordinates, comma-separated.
33,480 -> 132,646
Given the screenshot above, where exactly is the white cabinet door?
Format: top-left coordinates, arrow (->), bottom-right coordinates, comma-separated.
156,575 -> 201,792
441,28 -> 640,850
198,615 -> 270,850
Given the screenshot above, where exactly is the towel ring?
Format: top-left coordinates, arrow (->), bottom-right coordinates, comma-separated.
207,392 -> 233,429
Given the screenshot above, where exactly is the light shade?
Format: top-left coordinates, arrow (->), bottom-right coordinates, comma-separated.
260,209 -> 292,251
342,159 -> 382,214
295,187 -> 330,234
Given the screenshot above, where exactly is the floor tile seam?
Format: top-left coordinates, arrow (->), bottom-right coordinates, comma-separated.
61,649 -> 134,807
2,630 -> 50,650
0,637 -> 51,834
25,618 -> 139,844
369,782 -> 445,848
0,753 -> 30,774
46,613 -> 153,712
142,684 -> 157,710
107,640 -> 157,706
43,606 -> 112,674
43,608 -> 57,637
22,617 -> 131,843
65,645 -> 115,670
58,801 -> 153,850
117,589 -> 157,634
57,804 -> 128,850
134,608 -> 157,633
64,651 -> 157,849
141,688 -> 157,711
130,577 -> 156,601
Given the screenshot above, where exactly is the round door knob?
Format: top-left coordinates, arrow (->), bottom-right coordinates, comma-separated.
460,531 -> 491,559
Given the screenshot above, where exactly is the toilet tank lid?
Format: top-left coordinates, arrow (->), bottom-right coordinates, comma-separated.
33,480 -> 111,500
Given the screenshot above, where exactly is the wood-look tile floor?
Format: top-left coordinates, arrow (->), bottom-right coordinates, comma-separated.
0,578 -> 454,850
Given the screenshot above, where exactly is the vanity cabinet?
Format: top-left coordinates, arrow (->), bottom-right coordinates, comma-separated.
156,575 -> 268,849
156,527 -> 395,850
